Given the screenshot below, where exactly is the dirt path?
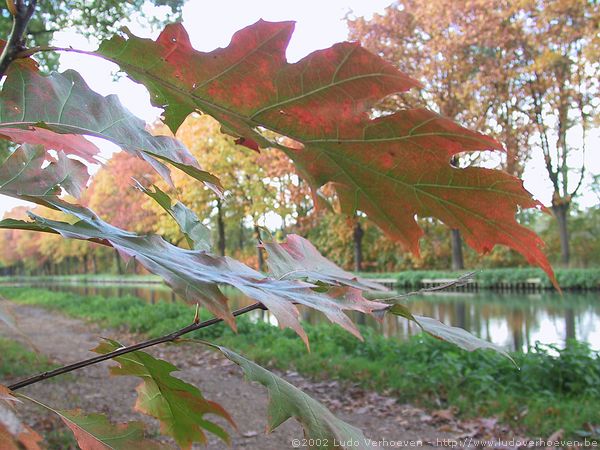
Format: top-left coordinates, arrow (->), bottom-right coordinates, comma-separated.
0,301 -> 509,449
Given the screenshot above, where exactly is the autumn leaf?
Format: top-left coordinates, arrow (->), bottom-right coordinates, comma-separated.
262,234 -> 386,291
0,143 -> 10,164
0,144 -> 89,200
0,386 -> 43,450
17,392 -> 170,450
0,63 -> 220,190
136,182 -> 211,251
0,385 -> 17,404
56,411 -> 170,450
388,303 -> 514,362
208,345 -> 375,450
94,20 -> 556,286
92,338 -> 233,449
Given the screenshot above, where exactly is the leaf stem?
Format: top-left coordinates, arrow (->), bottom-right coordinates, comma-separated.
0,0 -> 37,78
7,301 -> 266,391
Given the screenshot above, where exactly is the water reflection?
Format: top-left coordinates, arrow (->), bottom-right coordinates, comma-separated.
3,281 -> 599,352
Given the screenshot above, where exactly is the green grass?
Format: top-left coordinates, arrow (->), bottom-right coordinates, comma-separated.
0,274 -> 163,283
0,337 -> 56,379
1,286 -> 598,439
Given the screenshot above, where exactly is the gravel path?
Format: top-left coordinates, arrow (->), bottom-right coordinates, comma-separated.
0,300 -> 502,449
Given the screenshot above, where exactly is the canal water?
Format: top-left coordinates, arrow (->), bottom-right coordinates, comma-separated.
3,280 -> 599,352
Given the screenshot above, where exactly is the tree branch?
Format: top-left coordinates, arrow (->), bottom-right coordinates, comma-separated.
376,271 -> 476,303
7,301 -> 267,391
0,0 -> 37,78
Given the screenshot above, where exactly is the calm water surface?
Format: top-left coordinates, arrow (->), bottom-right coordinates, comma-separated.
4,281 -> 599,352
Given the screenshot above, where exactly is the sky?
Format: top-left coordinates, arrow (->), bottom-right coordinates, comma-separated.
0,0 -> 598,218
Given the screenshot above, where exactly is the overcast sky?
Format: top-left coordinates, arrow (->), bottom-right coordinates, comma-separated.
0,0 -> 598,218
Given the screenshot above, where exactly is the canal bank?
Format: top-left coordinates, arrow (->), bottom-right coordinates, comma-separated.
1,286 -> 598,439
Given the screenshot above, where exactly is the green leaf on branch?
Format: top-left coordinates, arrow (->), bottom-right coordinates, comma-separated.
388,303 -> 514,363
0,64 -> 221,191
0,218 -> 59,234
17,392 -> 169,450
9,198 -> 386,345
210,345 -> 375,450
136,182 -> 211,251
94,20 -> 556,286
93,338 -> 233,449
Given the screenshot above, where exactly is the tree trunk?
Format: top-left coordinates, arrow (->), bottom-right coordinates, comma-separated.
353,221 -> 364,272
552,203 -> 570,266
254,225 -> 264,272
114,250 -> 124,275
451,229 -> 464,270
448,155 -> 465,271
238,220 -> 245,251
565,308 -> 576,343
216,200 -> 226,256
455,302 -> 467,329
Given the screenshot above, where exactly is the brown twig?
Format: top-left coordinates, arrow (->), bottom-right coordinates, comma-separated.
7,301 -> 266,391
0,0 -> 37,78
376,271 -> 477,303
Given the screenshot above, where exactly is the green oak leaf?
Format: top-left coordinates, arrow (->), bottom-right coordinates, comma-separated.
136,182 -> 211,251
388,303 -> 514,362
93,338 -> 233,449
213,344 -> 376,450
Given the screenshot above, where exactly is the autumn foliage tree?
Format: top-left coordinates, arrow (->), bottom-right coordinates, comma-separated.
348,0 -> 599,268
0,1 -> 559,448
348,0 -> 532,271
513,0 -> 598,266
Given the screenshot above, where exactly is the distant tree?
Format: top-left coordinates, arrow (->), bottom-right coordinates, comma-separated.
86,151 -> 161,273
151,115 -> 296,269
0,0 -> 183,70
87,151 -> 159,231
348,0 -> 599,268
348,0 -> 509,270
511,0 -> 599,266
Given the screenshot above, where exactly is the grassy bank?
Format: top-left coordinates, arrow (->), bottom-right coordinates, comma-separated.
1,287 -> 599,439
0,337 -> 56,379
361,267 -> 600,290
0,274 -> 163,283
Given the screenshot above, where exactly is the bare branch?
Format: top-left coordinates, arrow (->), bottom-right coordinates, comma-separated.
376,271 -> 476,303
7,301 -> 267,391
0,0 -> 37,78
